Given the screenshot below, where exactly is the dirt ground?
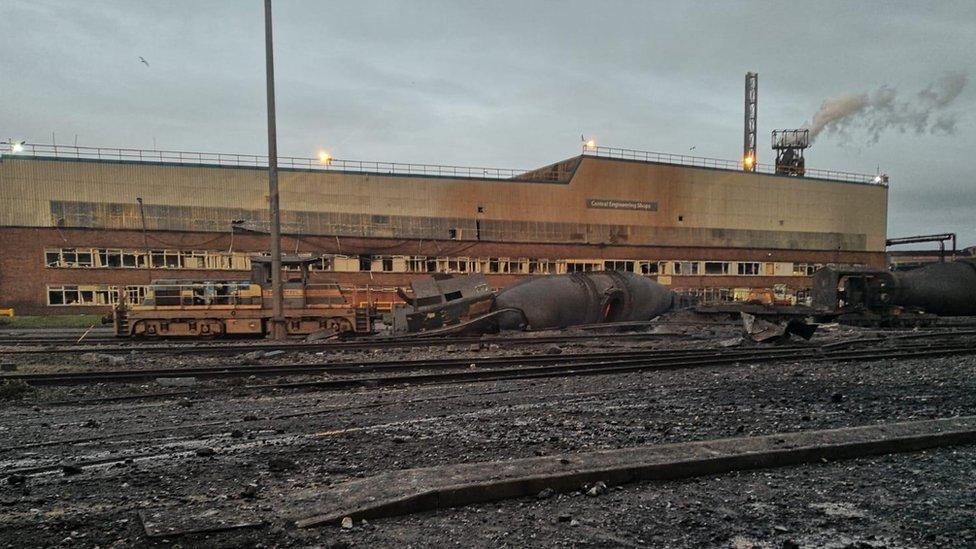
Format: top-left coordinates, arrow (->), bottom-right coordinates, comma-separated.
0,333 -> 974,547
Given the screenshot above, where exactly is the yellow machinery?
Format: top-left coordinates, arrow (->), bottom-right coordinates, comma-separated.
114,256 -> 370,338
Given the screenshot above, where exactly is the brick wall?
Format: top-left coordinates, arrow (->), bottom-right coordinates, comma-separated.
0,227 -> 885,315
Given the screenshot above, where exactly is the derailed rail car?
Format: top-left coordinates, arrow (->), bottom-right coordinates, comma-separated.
113,256 -> 371,338
494,271 -> 674,330
812,259 -> 976,320
394,271 -> 675,334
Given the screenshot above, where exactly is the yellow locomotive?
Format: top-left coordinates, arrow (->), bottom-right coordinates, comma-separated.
113,256 -> 371,338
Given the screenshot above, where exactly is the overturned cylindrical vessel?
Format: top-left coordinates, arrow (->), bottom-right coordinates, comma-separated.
493,271 -> 674,330
893,259 -> 976,316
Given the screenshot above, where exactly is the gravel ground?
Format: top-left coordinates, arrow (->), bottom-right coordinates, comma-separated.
0,337 -> 974,547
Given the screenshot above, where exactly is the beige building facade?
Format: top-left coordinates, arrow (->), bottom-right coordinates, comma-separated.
0,144 -> 889,313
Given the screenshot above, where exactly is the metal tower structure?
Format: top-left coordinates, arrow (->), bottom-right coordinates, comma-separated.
743,72 -> 758,172
772,129 -> 810,177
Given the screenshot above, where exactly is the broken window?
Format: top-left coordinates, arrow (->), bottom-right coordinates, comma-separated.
45,250 -> 61,267
673,261 -> 699,275
737,262 -> 761,275
604,260 -> 635,272
48,284 -> 149,306
639,261 -> 659,275
704,261 -> 730,275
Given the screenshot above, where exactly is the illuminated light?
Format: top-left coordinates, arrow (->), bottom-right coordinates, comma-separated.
318,150 -> 332,165
10,141 -> 24,153
585,139 -> 597,150
743,154 -> 755,168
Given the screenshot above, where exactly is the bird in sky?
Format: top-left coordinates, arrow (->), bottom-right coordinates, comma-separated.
138,56 -> 150,67
689,146 -> 696,151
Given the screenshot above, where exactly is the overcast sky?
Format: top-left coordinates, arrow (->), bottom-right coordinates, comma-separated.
2,1 -> 975,247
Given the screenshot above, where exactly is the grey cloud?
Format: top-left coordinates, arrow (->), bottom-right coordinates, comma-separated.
2,0 -> 976,245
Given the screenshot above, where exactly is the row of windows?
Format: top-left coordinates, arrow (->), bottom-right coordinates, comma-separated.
47,282 -> 817,307
47,285 -> 149,306
44,248 -> 834,277
44,283 -> 407,307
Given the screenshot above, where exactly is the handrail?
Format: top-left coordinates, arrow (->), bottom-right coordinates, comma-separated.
1,141 -> 533,180
582,144 -> 887,186
0,140 -> 885,186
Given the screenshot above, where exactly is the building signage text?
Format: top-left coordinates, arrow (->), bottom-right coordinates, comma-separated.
586,198 -> 658,212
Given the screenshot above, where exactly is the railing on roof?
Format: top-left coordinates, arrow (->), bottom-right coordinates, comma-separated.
582,145 -> 887,186
0,140 -> 886,186
0,141 -> 531,180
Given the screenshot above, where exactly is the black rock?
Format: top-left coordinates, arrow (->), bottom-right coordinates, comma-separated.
230,429 -> 244,438
831,392 -> 845,403
557,515 -> 572,523
537,488 -> 555,499
268,458 -> 297,472
61,465 -> 83,476
241,483 -> 259,499
5,474 -> 26,485
195,448 -> 216,457
782,540 -> 799,549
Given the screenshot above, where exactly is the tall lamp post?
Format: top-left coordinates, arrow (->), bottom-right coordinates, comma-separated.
264,0 -> 285,339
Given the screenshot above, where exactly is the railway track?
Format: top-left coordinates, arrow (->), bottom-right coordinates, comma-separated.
0,330 -> 691,354
3,325 -> 975,355
5,338 -> 974,388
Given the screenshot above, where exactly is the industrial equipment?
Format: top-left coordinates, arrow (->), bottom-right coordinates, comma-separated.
494,271 -> 674,330
743,72 -> 758,171
772,129 -> 810,176
886,233 -> 957,266
812,259 -> 976,319
393,271 -> 675,334
113,255 -> 371,337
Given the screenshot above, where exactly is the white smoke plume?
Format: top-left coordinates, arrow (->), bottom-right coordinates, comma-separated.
805,72 -> 968,143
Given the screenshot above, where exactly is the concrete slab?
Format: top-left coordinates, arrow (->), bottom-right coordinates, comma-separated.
293,416 -> 976,528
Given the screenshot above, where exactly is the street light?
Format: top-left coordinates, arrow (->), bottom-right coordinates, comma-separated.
10,141 -> 25,153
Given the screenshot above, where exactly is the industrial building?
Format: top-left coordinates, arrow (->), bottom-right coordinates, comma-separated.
0,141 -> 888,314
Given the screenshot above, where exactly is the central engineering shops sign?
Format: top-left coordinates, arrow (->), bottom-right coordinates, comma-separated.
586,198 -> 658,212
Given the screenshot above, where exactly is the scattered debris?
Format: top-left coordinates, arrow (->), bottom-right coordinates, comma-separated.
0,380 -> 33,400
305,329 -> 338,342
544,344 -> 563,355
718,337 -> 744,348
80,352 -> 125,366
585,481 -> 607,497
809,502 -> 868,518
741,313 -> 817,343
156,377 -> 199,387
